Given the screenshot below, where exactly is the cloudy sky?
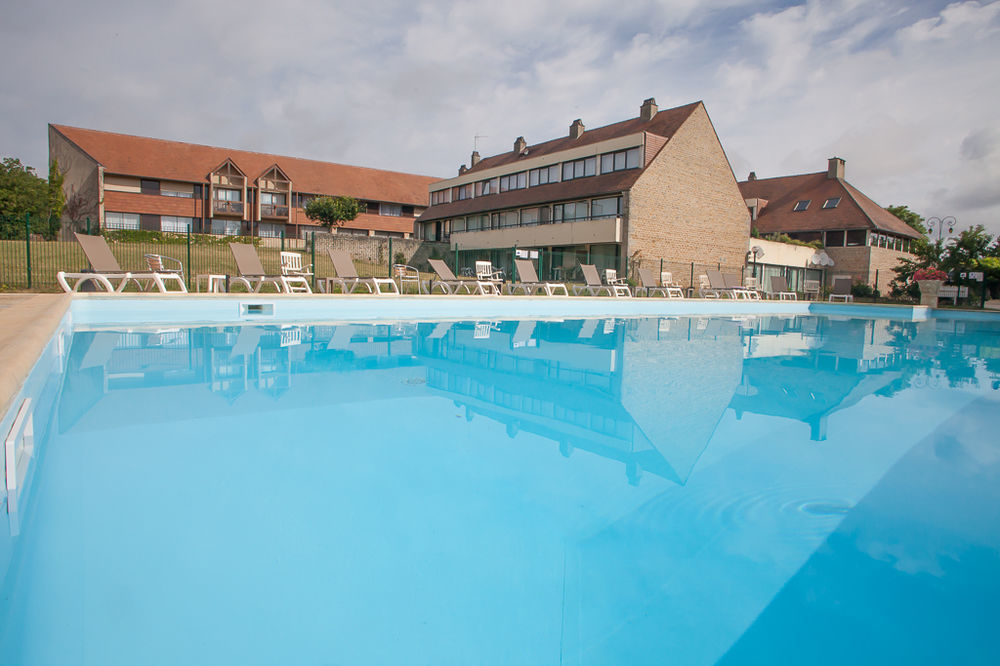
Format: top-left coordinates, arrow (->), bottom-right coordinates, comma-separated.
2,0 -> 998,234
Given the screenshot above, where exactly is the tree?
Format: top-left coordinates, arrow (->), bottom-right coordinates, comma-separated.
886,204 -> 927,235
304,195 -> 362,228
0,156 -> 66,239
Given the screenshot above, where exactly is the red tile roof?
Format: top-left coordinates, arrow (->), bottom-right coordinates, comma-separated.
51,124 -> 440,206
463,101 -> 701,175
739,171 -> 921,239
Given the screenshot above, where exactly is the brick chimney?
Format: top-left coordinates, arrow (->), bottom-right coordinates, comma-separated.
827,157 -> 845,180
640,98 -> 658,121
748,171 -> 757,181
470,150 -> 480,167
569,119 -> 585,139
458,164 -> 467,175
513,136 -> 527,154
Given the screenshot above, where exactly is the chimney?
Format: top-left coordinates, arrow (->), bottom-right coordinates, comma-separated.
640,97 -> 658,121
458,164 -> 467,175
748,171 -> 757,181
827,157 -> 845,180
513,136 -> 527,154
569,119 -> 585,139
470,150 -> 480,167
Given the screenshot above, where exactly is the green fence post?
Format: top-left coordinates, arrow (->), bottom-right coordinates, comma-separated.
281,231 -> 285,252
388,237 -> 393,278
186,226 -> 192,288
454,246 -> 459,273
25,213 -> 32,289
511,245 -> 517,283
86,217 -> 90,235
311,233 -> 316,290
659,258 -> 663,278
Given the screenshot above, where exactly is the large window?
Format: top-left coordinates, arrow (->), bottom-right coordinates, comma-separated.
258,223 -> 283,238
453,184 -> 472,201
160,216 -> 192,233
499,172 -> 527,192
430,190 -> 449,205
475,178 -> 498,196
379,203 -> 402,216
824,230 -> 845,247
528,165 -> 560,187
591,197 -> 621,219
492,210 -> 519,228
562,157 -> 596,181
105,212 -> 140,230
553,201 -> 588,222
211,219 -> 242,236
846,229 -> 867,246
161,183 -> 194,198
215,188 -> 241,201
600,148 -> 641,174
261,192 -> 287,205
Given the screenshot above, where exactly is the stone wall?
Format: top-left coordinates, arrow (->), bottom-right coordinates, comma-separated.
625,103 -> 750,280
825,246 -> 911,289
312,231 -> 449,270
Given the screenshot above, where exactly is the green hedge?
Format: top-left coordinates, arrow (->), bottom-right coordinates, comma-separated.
101,229 -> 262,247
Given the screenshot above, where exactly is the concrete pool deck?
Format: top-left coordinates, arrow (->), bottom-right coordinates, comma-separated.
0,294 -> 71,419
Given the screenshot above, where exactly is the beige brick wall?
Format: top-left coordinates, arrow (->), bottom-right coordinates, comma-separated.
49,125 -> 101,234
625,104 -> 750,285
825,245 -> 912,289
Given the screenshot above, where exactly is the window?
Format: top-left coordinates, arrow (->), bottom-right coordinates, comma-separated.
140,179 -> 160,195
562,157 -> 596,181
161,183 -> 194,198
211,218 -> 242,235
452,218 -> 467,233
528,165 -> 560,187
824,230 -> 845,247
258,223 -> 283,238
379,203 -> 402,216
215,188 -> 241,201
493,210 -> 518,227
105,212 -> 139,230
430,189 -> 450,205
160,216 -> 192,233
520,208 -> 540,226
475,178 -> 498,196
591,196 -> 621,219
553,201 -> 588,222
499,172 -> 527,192
846,229 -> 867,246
261,192 -> 287,205
823,197 -> 841,209
454,184 -> 472,201
600,147 -> 641,174
793,200 -> 810,211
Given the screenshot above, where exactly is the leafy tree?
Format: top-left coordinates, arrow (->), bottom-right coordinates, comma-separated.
890,224 -> 999,300
886,204 -> 927,235
0,157 -> 66,239
304,195 -> 362,228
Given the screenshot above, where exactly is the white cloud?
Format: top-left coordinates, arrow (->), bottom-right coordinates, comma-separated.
1,0 -> 998,234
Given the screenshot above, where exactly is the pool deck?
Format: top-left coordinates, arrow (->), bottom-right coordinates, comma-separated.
0,294 -> 71,419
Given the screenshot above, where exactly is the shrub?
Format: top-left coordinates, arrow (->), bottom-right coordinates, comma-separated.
913,267 -> 948,281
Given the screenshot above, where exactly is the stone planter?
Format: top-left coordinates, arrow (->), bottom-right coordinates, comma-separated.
918,279 -> 944,307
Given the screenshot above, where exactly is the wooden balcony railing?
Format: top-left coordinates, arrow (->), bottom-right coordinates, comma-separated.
213,200 -> 244,215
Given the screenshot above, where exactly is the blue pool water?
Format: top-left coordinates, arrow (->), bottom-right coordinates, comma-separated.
1,314 -> 999,665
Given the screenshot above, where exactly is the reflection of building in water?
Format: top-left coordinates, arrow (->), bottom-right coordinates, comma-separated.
733,316 -> 907,440
413,317 -> 746,485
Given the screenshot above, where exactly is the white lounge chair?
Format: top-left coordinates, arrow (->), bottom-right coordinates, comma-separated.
57,232 -> 187,293
637,267 -> 683,298
427,259 -> 483,294
510,258 -> 568,296
604,269 -> 632,298
474,261 -> 503,295
324,249 -> 398,295
229,243 -> 311,293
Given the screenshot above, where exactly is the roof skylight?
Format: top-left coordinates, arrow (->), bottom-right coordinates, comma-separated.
823,197 -> 841,209
793,200 -> 810,211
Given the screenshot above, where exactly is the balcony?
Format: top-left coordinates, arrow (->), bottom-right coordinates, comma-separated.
451,216 -> 622,250
261,204 -> 289,218
213,200 -> 244,215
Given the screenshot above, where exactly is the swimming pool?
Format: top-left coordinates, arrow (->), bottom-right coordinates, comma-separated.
2,309 -> 999,664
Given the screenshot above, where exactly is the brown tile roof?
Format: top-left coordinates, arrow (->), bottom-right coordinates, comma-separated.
739,171 -> 921,239
416,171 -> 638,223
417,101 -> 703,223
51,124 -> 440,206
462,101 -> 702,175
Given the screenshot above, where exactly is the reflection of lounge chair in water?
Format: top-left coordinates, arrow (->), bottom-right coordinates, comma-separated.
512,320 -> 537,347
578,319 -> 599,339
230,327 -> 263,359
427,322 -> 453,339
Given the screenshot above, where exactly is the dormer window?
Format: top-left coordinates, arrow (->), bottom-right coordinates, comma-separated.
823,197 -> 841,209
793,200 -> 810,211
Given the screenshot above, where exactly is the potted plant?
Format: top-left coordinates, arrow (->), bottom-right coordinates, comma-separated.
913,267 -> 949,307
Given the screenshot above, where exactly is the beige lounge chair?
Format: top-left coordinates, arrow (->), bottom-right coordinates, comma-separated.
229,243 -> 311,293
427,259 -> 479,294
767,276 -> 797,300
573,264 -> 614,296
828,277 -> 854,302
324,249 -> 398,295
697,273 -> 721,298
637,268 -> 683,298
803,279 -> 821,300
57,232 -> 187,293
706,270 -> 751,299
510,259 -> 568,296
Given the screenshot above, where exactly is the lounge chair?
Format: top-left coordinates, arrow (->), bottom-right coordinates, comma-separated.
392,263 -> 423,293
427,259 -> 479,294
706,270 -> 751,299
726,273 -> 760,300
280,251 -> 313,279
661,271 -> 686,297
803,279 -> 821,300
828,277 -> 854,302
324,249 -> 398,295
57,232 -> 187,293
229,243 -> 311,293
767,276 -> 797,300
604,269 -> 632,297
636,268 -> 683,298
573,264 -> 613,296
697,273 -> 720,298
510,259 -> 568,296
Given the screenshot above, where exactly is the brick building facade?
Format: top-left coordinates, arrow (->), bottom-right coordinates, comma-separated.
49,125 -> 439,239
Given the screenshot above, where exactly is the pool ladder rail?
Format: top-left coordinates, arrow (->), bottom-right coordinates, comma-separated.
4,397 -> 34,537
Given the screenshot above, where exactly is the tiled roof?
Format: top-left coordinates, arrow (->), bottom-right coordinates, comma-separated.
416,171 -> 638,223
462,101 -> 701,175
739,171 -> 921,239
51,124 -> 440,206
417,101 -> 702,222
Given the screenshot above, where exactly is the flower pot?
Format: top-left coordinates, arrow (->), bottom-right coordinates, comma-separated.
918,279 -> 944,307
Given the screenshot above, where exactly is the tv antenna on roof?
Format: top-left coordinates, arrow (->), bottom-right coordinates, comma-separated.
474,134 -> 488,152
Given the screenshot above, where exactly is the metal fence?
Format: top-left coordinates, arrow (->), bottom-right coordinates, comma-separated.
0,215 -> 449,292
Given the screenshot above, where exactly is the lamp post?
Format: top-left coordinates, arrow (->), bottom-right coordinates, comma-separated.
926,216 -> 956,242
749,245 -> 764,280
